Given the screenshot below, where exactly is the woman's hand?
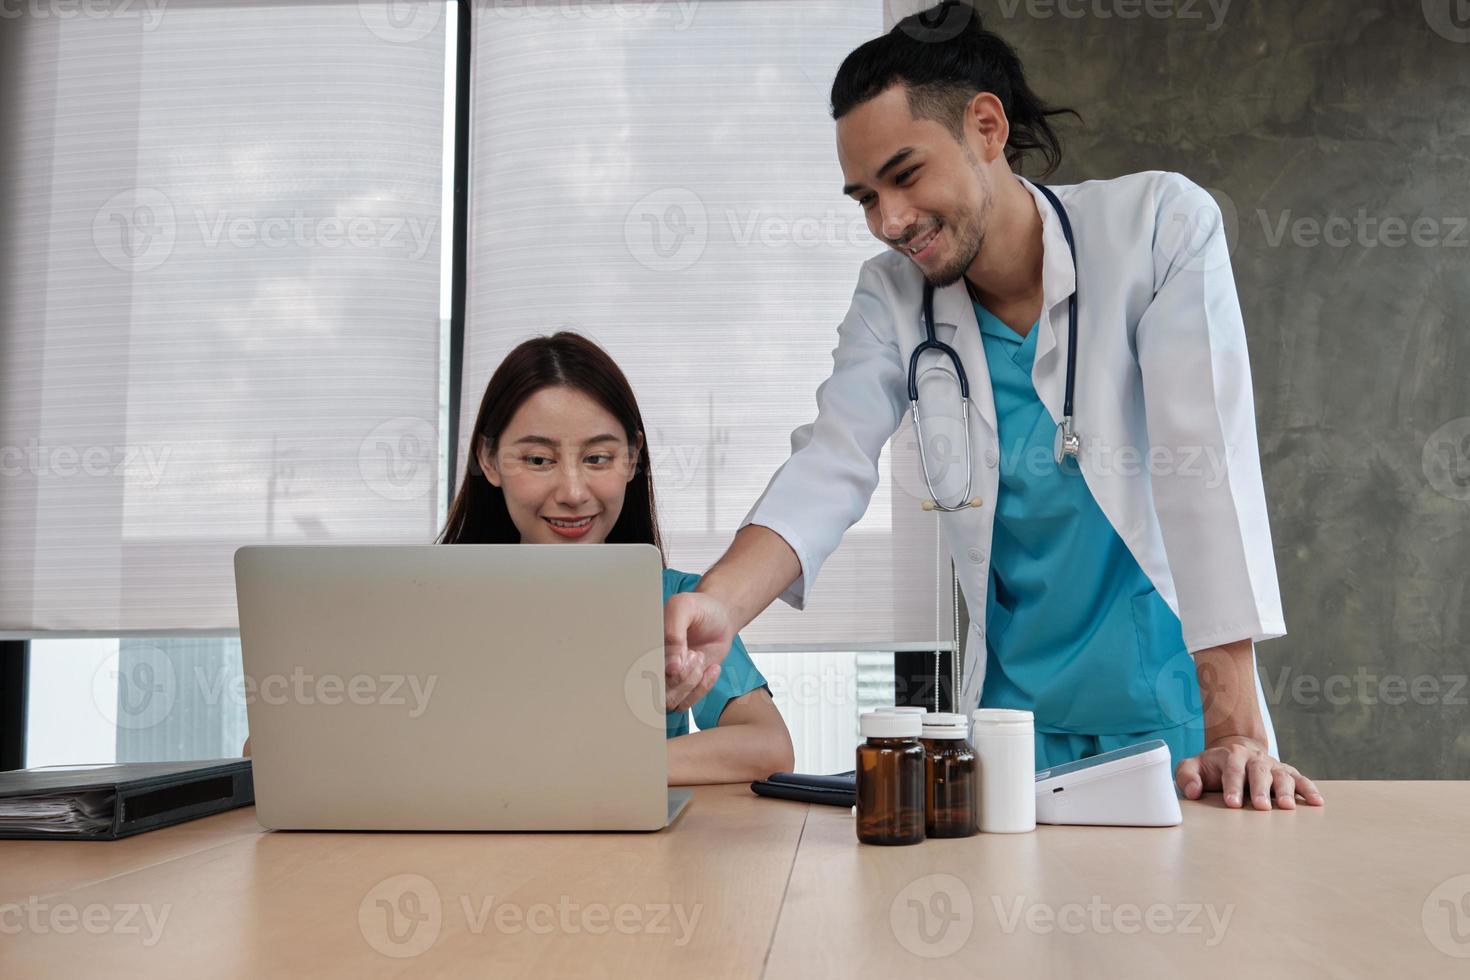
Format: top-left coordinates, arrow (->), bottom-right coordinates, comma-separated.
1174,735 -> 1324,810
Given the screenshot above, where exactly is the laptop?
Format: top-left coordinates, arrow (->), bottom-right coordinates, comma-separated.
233,543 -> 691,831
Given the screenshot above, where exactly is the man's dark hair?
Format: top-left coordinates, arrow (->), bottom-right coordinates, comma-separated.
830,1 -> 1079,177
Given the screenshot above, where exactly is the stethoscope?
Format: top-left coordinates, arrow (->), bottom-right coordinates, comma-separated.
909,183 -> 1080,512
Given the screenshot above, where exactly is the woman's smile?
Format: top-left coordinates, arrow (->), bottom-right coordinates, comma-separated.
542,514 -> 597,538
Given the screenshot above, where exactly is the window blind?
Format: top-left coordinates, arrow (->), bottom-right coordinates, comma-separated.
462,0 -> 953,650
0,0 -> 452,634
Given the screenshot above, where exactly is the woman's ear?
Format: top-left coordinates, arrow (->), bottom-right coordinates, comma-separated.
629,432 -> 645,482
476,436 -> 502,488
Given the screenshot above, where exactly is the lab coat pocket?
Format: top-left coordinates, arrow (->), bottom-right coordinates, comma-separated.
1131,588 -> 1203,730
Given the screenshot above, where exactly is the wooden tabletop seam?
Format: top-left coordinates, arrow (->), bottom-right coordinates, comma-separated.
759,803 -> 811,980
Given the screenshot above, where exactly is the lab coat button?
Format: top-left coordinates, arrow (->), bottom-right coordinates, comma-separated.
984,449 -> 998,468
967,548 -> 984,564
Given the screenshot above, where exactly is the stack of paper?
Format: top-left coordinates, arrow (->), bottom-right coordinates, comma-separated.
0,791 -> 116,835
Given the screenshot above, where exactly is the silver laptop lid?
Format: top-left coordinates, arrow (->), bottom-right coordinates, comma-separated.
235,544 -> 669,830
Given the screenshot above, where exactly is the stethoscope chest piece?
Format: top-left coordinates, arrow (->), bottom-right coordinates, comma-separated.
1053,414 -> 1081,466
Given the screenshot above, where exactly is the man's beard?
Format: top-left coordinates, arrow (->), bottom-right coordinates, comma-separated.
922,194 -> 989,290
924,146 -> 992,289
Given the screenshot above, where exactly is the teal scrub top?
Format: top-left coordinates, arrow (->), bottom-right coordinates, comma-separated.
662,568 -> 769,738
973,301 -> 1204,738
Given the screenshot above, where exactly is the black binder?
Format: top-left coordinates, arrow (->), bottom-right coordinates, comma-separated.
0,759 -> 254,840
751,770 -> 856,808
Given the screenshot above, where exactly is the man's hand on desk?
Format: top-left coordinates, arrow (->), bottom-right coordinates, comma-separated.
1175,736 -> 1324,810
1173,638 -> 1325,810
663,591 -> 734,713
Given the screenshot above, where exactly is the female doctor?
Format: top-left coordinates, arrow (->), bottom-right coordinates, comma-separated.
664,3 -> 1323,811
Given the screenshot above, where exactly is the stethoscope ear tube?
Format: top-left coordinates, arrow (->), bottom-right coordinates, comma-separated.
912,280 -> 979,512
911,395 -> 980,513
907,284 -> 971,402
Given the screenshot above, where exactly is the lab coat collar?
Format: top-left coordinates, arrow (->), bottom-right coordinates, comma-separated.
1017,173 -> 1078,319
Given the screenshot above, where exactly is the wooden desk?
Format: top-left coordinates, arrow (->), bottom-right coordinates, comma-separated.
765,781 -> 1470,979
1,808 -> 264,907
2,782 -> 1466,978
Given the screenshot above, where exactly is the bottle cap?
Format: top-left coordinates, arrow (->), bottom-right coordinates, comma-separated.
920,712 -> 969,739
876,706 -> 928,716
971,708 -> 1034,730
860,710 -> 922,739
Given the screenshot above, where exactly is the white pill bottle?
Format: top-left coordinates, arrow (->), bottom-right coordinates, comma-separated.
970,708 -> 1036,833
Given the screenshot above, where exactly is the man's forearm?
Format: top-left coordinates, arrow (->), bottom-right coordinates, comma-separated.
1194,638 -> 1269,746
695,524 -> 801,632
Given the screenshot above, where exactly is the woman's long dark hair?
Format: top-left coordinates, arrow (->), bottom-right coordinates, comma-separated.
436,331 -> 664,563
830,1 -> 1079,178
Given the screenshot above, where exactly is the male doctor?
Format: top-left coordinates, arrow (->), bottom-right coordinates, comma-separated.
664,2 -> 1322,810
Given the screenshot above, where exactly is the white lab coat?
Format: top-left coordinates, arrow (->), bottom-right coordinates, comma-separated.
741,170 -> 1285,757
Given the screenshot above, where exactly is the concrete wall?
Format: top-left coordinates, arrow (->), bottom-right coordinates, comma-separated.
974,0 -> 1470,777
